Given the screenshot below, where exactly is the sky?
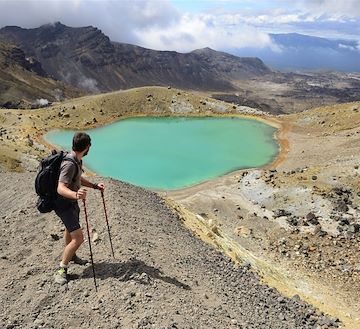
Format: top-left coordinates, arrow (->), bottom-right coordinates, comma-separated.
0,0 -> 359,52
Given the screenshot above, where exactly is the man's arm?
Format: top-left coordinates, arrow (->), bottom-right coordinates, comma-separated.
57,182 -> 86,200
81,177 -> 105,191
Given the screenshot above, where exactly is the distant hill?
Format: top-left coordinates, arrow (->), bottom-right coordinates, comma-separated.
231,33 -> 360,72
0,22 -> 271,93
0,42 -> 81,108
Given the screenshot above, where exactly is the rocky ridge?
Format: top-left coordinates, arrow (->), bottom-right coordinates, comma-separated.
0,22 -> 271,93
1,23 -> 359,115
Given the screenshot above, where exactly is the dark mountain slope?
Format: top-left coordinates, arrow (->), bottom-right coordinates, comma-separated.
0,22 -> 272,92
0,42 -> 81,108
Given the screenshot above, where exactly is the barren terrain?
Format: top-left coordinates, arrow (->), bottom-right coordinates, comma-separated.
2,172 -> 342,329
0,86 -> 359,328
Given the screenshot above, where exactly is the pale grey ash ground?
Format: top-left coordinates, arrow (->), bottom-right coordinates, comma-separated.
0,173 -> 339,329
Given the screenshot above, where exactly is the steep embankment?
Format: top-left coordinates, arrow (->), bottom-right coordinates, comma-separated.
0,173 -> 338,328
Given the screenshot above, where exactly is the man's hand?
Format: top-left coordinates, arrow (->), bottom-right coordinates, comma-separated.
95,183 -> 105,192
76,188 -> 87,200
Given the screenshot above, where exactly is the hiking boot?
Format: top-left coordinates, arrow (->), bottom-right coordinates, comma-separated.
71,254 -> 88,265
54,267 -> 68,285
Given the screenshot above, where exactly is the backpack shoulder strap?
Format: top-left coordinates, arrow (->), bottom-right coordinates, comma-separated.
62,155 -> 81,182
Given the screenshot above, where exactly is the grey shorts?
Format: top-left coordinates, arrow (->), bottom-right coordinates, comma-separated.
54,198 -> 81,233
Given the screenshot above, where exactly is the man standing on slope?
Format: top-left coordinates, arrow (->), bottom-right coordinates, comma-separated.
54,132 -> 105,285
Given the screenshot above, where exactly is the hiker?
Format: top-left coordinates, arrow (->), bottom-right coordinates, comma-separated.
53,132 -> 105,285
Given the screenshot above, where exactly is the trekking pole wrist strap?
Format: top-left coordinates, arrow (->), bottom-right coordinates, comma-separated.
92,183 -> 99,190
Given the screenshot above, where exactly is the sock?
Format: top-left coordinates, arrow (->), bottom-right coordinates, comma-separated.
60,262 -> 68,268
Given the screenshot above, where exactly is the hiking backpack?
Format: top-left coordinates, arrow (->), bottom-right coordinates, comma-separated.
35,150 -> 78,213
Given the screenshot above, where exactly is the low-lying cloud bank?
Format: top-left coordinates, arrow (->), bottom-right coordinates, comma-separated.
2,0 -> 359,53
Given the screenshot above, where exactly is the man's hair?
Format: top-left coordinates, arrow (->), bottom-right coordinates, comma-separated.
72,132 -> 91,152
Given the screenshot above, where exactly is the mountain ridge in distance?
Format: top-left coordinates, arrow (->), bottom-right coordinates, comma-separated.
231,32 -> 360,72
0,22 -> 271,93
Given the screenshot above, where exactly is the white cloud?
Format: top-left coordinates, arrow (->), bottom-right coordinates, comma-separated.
0,0 -> 279,52
0,0 -> 358,52
134,13 -> 279,52
35,98 -> 49,107
218,7 -> 360,40
0,0 -> 179,45
300,0 -> 360,17
338,43 -> 356,51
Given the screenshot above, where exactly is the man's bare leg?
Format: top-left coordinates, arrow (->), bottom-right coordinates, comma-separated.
64,228 -> 72,246
61,228 -> 84,266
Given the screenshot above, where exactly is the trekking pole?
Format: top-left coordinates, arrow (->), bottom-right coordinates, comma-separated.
101,190 -> 115,259
82,199 -> 98,292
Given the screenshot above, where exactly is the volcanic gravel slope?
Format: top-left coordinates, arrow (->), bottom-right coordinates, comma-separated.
0,172 -> 339,329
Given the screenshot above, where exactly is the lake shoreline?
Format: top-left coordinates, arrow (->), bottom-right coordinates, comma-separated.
0,85 -> 286,177
44,115 -> 283,190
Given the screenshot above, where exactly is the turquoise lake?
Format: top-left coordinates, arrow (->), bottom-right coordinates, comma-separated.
45,117 -> 279,190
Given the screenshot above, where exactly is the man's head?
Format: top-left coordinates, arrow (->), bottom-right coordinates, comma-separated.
72,132 -> 91,155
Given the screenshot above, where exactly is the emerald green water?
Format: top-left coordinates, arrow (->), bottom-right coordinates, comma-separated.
45,117 -> 278,190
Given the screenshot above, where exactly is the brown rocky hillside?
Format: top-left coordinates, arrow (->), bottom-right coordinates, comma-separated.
0,42 -> 81,108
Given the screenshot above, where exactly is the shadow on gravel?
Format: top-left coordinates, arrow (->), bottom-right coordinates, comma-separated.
82,258 -> 191,290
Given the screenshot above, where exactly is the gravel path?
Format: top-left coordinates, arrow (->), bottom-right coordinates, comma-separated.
0,173 -> 339,329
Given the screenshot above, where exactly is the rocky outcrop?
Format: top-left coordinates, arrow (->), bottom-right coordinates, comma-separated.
0,42 -> 46,76
0,42 -> 81,108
